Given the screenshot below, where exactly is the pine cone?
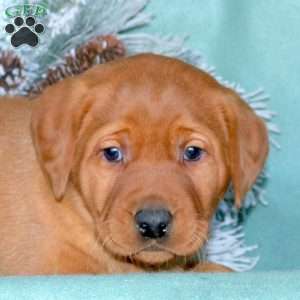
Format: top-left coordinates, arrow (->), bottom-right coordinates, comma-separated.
29,35 -> 126,95
0,51 -> 25,95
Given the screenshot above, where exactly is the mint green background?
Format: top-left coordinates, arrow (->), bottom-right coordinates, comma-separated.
141,0 -> 300,271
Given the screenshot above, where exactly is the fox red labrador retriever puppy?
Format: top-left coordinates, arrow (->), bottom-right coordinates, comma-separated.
0,54 -> 268,275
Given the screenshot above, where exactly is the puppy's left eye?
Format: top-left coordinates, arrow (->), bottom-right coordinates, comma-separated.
183,146 -> 204,161
103,147 -> 123,162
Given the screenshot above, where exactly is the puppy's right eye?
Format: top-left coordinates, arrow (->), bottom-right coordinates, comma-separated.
183,146 -> 204,161
103,147 -> 123,162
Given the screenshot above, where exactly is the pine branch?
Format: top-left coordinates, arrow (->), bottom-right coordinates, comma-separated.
28,35 -> 125,95
0,51 -> 25,94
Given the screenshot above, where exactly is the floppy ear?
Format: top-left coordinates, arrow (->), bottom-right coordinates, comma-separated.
31,78 -> 90,200
224,90 -> 269,208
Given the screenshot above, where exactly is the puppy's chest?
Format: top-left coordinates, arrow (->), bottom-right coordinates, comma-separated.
55,231 -> 145,274
49,218 -> 108,273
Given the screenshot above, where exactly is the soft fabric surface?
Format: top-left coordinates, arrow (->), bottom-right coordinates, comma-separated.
142,0 -> 300,271
0,272 -> 299,300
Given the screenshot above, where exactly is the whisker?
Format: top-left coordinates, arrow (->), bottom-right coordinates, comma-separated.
101,235 -> 112,249
89,233 -> 102,255
189,232 -> 199,248
172,206 -> 183,216
124,209 -> 134,216
83,233 -> 102,272
193,229 -> 208,241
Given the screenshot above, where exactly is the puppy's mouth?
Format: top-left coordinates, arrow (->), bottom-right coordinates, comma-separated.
137,240 -> 170,254
102,230 -> 205,266
132,242 -> 174,265
143,244 -> 163,252
98,212 -> 209,266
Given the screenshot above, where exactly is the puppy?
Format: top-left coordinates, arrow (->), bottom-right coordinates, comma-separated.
0,54 -> 268,275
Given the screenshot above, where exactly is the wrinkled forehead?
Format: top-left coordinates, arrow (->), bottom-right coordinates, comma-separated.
90,73 -> 224,127
79,56 -> 230,146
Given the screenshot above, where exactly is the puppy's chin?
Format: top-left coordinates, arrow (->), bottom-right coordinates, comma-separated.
133,250 -> 174,265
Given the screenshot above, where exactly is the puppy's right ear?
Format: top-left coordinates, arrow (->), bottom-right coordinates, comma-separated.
224,89 -> 269,208
31,78 -> 90,200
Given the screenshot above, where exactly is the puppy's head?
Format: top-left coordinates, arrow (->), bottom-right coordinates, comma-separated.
32,54 -> 268,266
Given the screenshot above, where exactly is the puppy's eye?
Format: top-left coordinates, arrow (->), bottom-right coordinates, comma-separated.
183,146 -> 204,161
103,147 -> 123,162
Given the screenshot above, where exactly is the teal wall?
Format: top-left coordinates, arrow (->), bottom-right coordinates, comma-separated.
142,1 -> 300,270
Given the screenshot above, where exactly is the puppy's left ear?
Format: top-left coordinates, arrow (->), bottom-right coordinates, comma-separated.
31,78 -> 90,201
224,89 -> 269,208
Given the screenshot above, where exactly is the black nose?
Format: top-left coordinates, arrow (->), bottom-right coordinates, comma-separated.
135,209 -> 172,239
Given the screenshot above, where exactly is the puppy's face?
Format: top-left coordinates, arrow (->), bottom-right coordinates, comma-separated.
32,54 -> 268,266
75,79 -> 229,265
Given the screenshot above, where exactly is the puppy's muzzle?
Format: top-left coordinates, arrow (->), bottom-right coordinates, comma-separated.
135,208 -> 172,239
